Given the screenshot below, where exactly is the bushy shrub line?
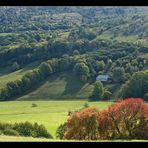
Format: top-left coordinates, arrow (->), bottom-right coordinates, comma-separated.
0,121 -> 53,139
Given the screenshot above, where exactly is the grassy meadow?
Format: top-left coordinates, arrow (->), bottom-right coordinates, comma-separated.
0,100 -> 112,139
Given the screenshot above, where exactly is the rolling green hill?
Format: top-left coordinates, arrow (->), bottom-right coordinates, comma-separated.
17,70 -> 123,101
0,6 -> 147,101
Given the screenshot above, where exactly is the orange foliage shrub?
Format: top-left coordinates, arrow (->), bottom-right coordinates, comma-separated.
64,107 -> 100,140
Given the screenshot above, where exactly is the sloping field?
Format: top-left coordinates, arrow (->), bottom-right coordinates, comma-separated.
18,71 -> 94,101
0,61 -> 41,89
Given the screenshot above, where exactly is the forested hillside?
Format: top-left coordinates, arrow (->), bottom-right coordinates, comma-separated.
0,6 -> 148,101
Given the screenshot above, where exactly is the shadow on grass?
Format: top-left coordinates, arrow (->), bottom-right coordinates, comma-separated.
62,72 -> 85,96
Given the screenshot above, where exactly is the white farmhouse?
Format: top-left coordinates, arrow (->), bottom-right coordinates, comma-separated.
96,75 -> 109,82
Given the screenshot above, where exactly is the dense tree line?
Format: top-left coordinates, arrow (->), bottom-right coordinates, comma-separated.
0,36 -> 144,68
0,43 -> 147,101
4,57 -> 148,101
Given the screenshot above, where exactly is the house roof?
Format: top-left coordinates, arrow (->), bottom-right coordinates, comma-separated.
96,75 -> 109,81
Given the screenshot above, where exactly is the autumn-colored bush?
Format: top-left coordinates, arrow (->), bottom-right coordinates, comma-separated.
64,107 -> 100,140
99,98 -> 148,140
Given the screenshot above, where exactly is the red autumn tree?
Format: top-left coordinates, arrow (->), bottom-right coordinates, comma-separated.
64,107 -> 100,140
99,98 -> 148,140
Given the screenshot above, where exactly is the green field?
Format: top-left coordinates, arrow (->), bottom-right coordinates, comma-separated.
97,34 -> 139,43
0,100 -> 112,139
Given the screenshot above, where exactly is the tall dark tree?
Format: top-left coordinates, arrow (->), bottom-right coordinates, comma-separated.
113,67 -> 125,83
38,62 -> 53,78
90,80 -> 104,100
73,62 -> 90,82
